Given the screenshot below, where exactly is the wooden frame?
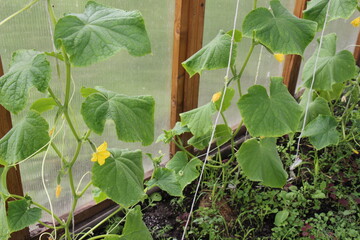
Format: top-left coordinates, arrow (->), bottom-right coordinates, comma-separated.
353,30 -> 360,67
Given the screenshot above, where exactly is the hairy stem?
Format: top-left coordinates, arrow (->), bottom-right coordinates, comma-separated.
0,0 -> 41,26
236,41 -> 256,97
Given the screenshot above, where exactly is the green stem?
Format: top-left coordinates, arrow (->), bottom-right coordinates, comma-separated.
78,207 -> 123,240
87,235 -> 122,240
0,0 -> 41,26
46,0 -> 57,26
38,220 -> 64,230
314,151 -> 319,185
174,136 -> 196,159
220,111 -> 236,158
253,0 -> 258,9
51,142 -> 67,165
78,181 -> 92,198
48,87 -> 63,107
236,41 -> 256,97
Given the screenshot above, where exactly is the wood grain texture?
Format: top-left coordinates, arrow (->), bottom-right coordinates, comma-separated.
354,30 -> 360,67
170,0 -> 206,155
282,0 -> 309,95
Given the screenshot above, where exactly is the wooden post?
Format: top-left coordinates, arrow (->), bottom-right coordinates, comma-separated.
0,56 -> 30,239
282,0 -> 309,95
170,0 -> 206,155
353,30 -> 360,66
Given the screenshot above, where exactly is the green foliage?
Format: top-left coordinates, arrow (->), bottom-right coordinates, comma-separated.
81,87 -> 155,146
236,138 -> 288,188
54,1 -> 151,66
243,0 -> 317,56
0,198 -> 10,240
299,92 -> 331,127
214,88 -> 235,112
118,206 -> 152,240
303,33 -> 356,91
30,97 -> 57,114
304,0 -> 358,30
0,50 -> 51,113
92,149 -> 146,208
146,168 -> 183,197
238,78 -> 302,138
182,30 -> 238,77
0,111 -> 50,166
7,199 -> 42,232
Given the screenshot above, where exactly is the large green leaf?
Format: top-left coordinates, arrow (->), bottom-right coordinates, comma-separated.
81,87 -> 154,146
117,206 -> 152,240
180,102 -> 216,137
0,198 -> 10,240
166,151 -> 202,190
92,149 -> 146,208
236,138 -> 287,188
0,111 -> 50,166
303,33 -> 356,91
302,115 -> 339,150
299,91 -> 331,128
54,1 -> 151,66
237,78 -> 302,137
0,50 -> 51,113
146,168 -> 182,197
304,0 -> 357,30
182,30 -> 238,77
242,0 -> 317,56
7,199 -> 42,232
214,88 -> 235,112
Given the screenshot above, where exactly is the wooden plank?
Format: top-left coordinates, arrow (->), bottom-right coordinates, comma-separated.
170,0 -> 206,155
354,30 -> 360,66
0,56 -> 30,240
282,0 -> 309,95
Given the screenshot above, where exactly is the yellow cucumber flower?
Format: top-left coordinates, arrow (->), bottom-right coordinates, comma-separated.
351,17 -> 360,27
212,92 -> 222,103
274,53 -> 285,63
91,141 -> 111,166
55,185 -> 62,198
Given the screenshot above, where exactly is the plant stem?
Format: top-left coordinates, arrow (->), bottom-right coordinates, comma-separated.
0,0 -> 41,26
87,234 -> 122,240
51,142 -> 67,165
78,207 -> 123,240
236,41 -> 256,97
46,0 -> 57,26
253,0 -> 258,9
78,180 -> 92,198
38,220 -> 64,230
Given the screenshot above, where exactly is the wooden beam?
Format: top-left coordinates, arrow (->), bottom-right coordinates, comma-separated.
353,30 -> 360,67
282,0 -> 309,95
170,0 -> 206,155
0,56 -> 30,240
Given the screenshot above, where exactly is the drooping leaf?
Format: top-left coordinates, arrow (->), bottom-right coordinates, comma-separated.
30,98 -> 57,114
302,115 -> 339,149
182,30 -> 238,77
303,33 -> 356,91
304,0 -> 357,30
146,168 -> 182,197
214,87 -> 235,112
0,111 -> 50,165
0,50 -> 51,113
236,138 -> 288,188
166,151 -> 202,190
299,91 -> 331,128
118,206 -> 152,240
274,210 -> 289,226
54,1 -> 151,66
180,102 -> 216,137
238,77 -> 302,137
81,87 -> 154,146
0,198 -> 10,240
92,149 -> 146,208
242,0 -> 317,56
156,122 -> 190,144
7,199 -> 42,232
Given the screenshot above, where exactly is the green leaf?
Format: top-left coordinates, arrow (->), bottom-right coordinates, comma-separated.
242,0 -> 317,56
274,210 -> 289,226
311,190 -> 326,199
81,87 -> 154,146
180,102 -> 216,137
0,167 -> 9,196
182,30 -> 238,77
0,198 -> 10,240
166,151 -> 202,190
80,87 -> 99,98
7,199 -> 42,232
30,98 -> 57,114
226,29 -> 242,42
187,132 -> 211,150
156,122 -> 190,144
118,206 -> 152,240
92,187 -> 108,203
302,115 -> 339,150
214,88 -> 235,112
214,124 -> 232,146
238,77 -> 302,137
0,111 -> 50,165
146,168 -> 182,197
92,149 -> 146,208
304,0 -> 357,30
299,92 -> 331,128
303,33 -> 356,91
54,1 -> 151,66
236,138 -> 288,188
318,83 -> 344,101
0,50 -> 51,113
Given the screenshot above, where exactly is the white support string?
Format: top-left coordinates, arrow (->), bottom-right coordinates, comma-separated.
254,46 -> 264,85
181,0 -> 241,239
290,0 -> 333,173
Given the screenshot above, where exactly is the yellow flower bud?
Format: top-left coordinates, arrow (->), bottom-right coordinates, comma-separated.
55,185 -> 62,198
352,149 -> 359,155
49,127 -> 55,137
274,53 -> 285,63
211,92 -> 222,103
351,17 -> 360,27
